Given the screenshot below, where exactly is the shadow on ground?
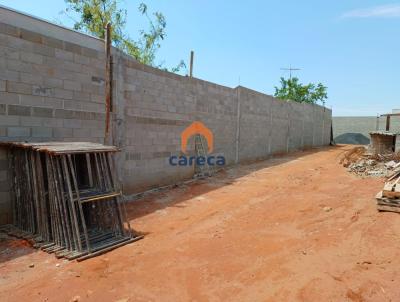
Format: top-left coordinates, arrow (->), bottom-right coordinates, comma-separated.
0,237 -> 36,264
125,146 -> 340,224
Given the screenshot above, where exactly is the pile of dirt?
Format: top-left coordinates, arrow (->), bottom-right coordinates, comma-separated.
340,146 -> 400,177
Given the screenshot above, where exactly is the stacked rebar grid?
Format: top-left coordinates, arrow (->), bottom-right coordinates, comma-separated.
0,142 -> 142,261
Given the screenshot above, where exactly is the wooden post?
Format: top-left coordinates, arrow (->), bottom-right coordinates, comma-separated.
105,23 -> 112,142
386,115 -> 391,131
189,50 -> 194,78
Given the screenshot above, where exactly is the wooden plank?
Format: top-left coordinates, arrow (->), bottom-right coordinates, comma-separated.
382,190 -> 400,199
377,204 -> 400,213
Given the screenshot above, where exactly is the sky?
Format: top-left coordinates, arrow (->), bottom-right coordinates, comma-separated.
0,0 -> 399,116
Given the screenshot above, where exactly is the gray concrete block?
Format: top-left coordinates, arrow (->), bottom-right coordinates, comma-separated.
73,91 -> 91,102
7,127 -> 30,137
19,28 -> 42,43
43,97 -> 63,109
0,80 -> 5,92
81,47 -> 99,59
0,115 -> 19,126
55,48 -> 73,61
63,61 -> 82,73
44,78 -> 63,89
74,53 -> 90,65
8,104 -> 31,116
6,59 -> 32,74
64,42 -> 82,54
32,107 -> 53,117
33,43 -> 55,57
0,22 -> 19,37
21,51 -> 43,64
0,68 -> 19,82
20,116 -> 42,127
6,81 -> 32,94
41,117 -> 63,128
64,80 -> 81,91
73,128 -> 90,138
32,127 -> 52,138
54,88 -> 73,100
0,45 -> 20,60
20,72 -> 43,85
0,127 -> 6,137
63,118 -> 82,128
53,128 -> 72,138
90,128 -> 104,138
42,36 -> 64,49
0,92 -> 19,105
20,94 -> 44,106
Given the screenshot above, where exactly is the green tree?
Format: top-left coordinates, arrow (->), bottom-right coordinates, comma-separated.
64,0 -> 185,72
274,77 -> 327,106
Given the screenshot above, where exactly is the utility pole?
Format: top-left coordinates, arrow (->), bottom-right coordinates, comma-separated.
189,51 -> 194,78
280,65 -> 301,79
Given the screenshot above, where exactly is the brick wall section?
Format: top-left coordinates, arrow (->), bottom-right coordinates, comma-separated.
0,6 -> 332,223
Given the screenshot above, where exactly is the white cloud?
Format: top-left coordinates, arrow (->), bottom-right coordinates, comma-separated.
342,4 -> 400,18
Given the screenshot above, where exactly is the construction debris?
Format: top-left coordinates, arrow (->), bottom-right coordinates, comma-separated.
376,168 -> 400,213
340,146 -> 400,177
0,141 -> 143,261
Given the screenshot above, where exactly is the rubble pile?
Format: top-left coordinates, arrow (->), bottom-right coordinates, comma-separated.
340,146 -> 400,177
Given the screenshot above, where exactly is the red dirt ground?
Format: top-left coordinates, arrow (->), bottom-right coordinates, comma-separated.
1,145 -> 400,302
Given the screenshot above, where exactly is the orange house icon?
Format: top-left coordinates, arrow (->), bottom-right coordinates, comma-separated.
181,121 -> 214,154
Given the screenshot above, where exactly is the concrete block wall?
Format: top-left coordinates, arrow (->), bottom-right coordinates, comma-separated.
119,60 -> 332,195
236,87 -> 331,162
333,116 -> 400,145
0,6 -> 332,222
121,56 -> 196,193
0,16 -> 107,143
192,80 -> 237,164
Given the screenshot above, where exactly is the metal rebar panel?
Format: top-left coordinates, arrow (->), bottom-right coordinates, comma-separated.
2,142 -> 142,261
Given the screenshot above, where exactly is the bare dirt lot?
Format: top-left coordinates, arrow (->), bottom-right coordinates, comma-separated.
1,145 -> 400,302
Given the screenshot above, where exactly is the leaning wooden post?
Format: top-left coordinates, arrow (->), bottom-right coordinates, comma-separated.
386,115 -> 391,132
104,22 -> 112,143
